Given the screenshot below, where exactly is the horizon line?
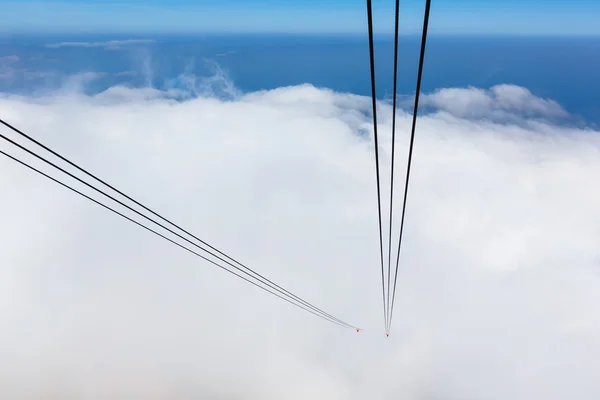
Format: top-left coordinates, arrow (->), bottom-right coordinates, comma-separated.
2,31 -> 600,38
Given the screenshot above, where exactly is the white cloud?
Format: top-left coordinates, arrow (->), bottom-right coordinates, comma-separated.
420,84 -> 568,122
45,39 -> 155,50
1,80 -> 600,399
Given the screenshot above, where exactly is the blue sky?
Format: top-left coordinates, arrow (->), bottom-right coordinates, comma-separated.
1,0 -> 599,35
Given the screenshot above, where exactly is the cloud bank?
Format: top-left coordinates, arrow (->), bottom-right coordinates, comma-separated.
1,78 -> 600,399
419,84 -> 569,122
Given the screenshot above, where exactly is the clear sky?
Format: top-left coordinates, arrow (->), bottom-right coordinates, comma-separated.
1,0 -> 599,35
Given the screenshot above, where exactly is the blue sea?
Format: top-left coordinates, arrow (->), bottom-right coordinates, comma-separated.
1,34 -> 599,125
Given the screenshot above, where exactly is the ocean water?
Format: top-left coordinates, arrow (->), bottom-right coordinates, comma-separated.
1,34 -> 599,124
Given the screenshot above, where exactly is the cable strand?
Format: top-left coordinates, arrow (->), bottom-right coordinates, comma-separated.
366,0 -> 388,333
0,148 -> 351,328
386,0 -> 401,332
388,0 -> 432,333
0,118 -> 352,328
0,127 -> 356,329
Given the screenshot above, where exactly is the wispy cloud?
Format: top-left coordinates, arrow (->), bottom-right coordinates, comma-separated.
216,50 -> 238,57
113,70 -> 137,77
0,55 -> 19,63
0,55 -> 20,82
45,39 -> 155,50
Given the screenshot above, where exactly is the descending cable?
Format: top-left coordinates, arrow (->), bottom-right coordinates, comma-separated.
388,0 -> 432,332
0,125 -> 357,329
365,0 -> 388,333
0,118 -> 350,328
386,0 -> 401,332
0,148 -> 350,328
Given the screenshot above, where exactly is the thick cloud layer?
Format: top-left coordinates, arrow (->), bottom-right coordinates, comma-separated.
1,81 -> 600,399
